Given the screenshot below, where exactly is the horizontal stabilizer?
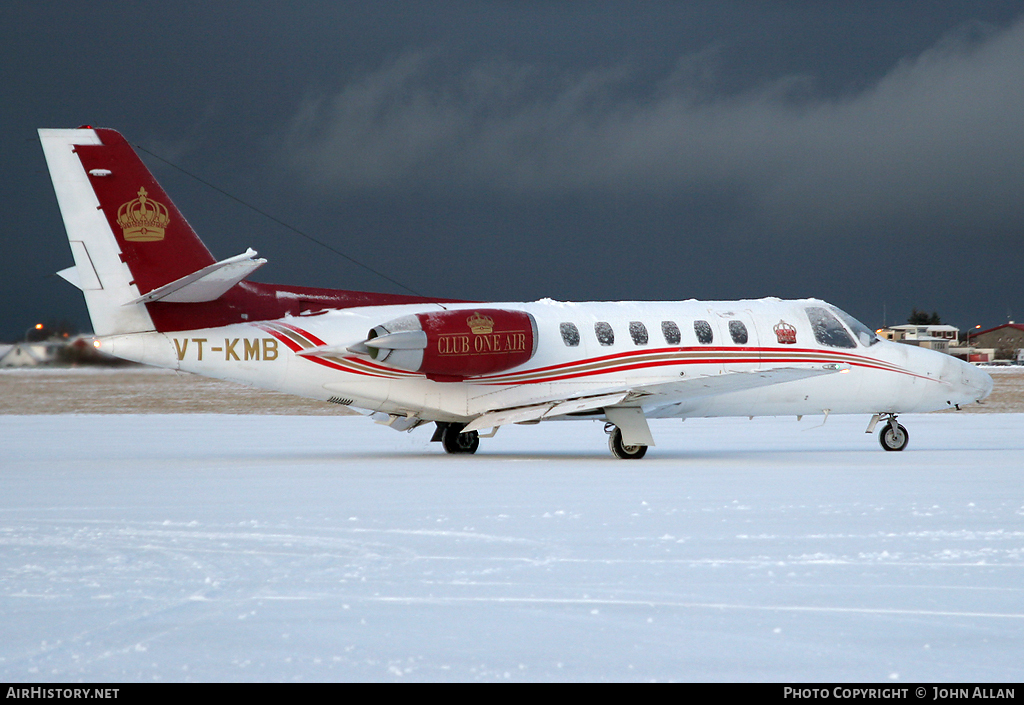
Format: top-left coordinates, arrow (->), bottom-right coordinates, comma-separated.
127,249 -> 266,305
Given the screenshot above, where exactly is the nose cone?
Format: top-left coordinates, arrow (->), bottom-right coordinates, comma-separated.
964,362 -> 994,402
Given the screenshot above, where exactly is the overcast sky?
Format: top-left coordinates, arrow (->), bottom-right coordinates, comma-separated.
3,1 -> 1023,340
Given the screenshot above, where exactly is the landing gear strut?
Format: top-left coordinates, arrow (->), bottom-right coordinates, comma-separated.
874,414 -> 909,452
606,424 -> 648,460
438,422 -> 480,455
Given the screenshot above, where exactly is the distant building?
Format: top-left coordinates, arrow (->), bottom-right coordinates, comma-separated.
880,324 -> 959,342
968,323 -> 1024,361
0,342 -> 60,367
878,324 -> 959,354
0,336 -> 129,367
948,345 -> 997,364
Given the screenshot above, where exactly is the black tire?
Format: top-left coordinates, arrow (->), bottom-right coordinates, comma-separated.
442,424 -> 480,454
608,427 -> 648,460
879,423 -> 909,451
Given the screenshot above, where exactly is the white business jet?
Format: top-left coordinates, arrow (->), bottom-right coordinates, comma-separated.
39,127 -> 993,458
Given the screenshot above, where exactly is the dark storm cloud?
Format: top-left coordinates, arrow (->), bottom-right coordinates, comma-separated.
285,17 -> 1024,240
3,2 -> 1023,340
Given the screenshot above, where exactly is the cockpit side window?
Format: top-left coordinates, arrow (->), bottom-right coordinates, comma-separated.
560,322 -> 580,347
805,306 -> 856,348
694,320 -> 714,344
629,321 -> 649,346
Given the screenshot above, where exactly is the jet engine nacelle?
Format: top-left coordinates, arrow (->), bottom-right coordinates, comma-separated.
356,309 -> 538,379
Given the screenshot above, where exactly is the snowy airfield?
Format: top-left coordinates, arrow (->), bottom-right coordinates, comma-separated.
2,394 -> 1023,682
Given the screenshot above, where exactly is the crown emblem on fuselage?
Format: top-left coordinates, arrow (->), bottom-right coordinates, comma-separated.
116,187 -> 170,242
774,320 -> 797,344
467,312 -> 495,335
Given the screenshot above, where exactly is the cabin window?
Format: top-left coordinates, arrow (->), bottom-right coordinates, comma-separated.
629,321 -> 648,346
805,306 -> 856,348
560,322 -> 580,347
662,321 -> 681,345
694,320 -> 714,344
728,320 -> 748,344
595,322 -> 615,346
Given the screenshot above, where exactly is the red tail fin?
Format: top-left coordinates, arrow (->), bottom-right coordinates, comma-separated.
75,129 -> 217,294
42,126 -> 468,335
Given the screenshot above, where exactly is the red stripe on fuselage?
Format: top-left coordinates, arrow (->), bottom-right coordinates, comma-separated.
475,346 -> 891,381
474,347 -> 927,385
302,355 -> 396,378
276,321 -> 328,347
477,358 -> 933,386
255,324 -> 304,353
257,321 -> 934,385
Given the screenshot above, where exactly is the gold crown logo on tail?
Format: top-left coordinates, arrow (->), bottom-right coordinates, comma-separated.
117,187 -> 170,242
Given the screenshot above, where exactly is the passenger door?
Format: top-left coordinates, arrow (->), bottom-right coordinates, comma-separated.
715,308 -> 761,373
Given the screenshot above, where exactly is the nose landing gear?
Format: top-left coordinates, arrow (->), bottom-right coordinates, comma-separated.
868,413 -> 909,451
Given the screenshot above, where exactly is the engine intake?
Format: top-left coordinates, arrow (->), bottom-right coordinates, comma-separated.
355,309 -> 538,379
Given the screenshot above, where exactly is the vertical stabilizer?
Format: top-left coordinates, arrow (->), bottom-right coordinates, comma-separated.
39,127 -> 217,336
42,126 -> 465,336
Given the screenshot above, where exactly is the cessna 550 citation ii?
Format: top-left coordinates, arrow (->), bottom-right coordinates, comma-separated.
39,127 -> 993,458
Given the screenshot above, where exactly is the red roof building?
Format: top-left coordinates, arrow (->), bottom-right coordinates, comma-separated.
968,323 -> 1024,360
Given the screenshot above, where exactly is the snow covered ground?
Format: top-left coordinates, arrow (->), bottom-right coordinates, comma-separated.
1,412 -> 1022,682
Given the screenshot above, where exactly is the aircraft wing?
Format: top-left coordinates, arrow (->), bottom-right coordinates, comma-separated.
462,364 -> 846,433
462,391 -> 632,433
633,364 -> 848,405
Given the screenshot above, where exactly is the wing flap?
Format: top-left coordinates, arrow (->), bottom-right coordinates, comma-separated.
545,391 -> 630,417
463,391 -> 629,434
462,404 -> 554,433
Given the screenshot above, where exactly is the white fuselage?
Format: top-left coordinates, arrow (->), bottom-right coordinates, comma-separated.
99,297 -> 993,423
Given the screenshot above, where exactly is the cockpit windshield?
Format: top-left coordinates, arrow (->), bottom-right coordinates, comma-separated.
829,306 -> 879,347
804,305 -> 879,348
806,307 -> 855,348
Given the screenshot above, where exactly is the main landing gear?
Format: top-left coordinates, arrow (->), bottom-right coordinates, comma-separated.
606,424 -> 648,460
433,422 -> 480,455
868,413 -> 909,452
